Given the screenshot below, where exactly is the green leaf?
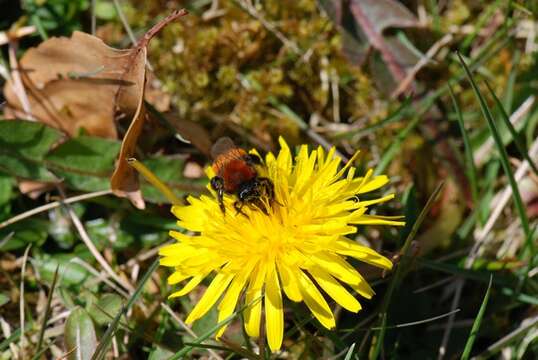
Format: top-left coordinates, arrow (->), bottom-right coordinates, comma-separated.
94,0 -> 117,20
0,173 -> 13,206
0,173 -> 14,220
0,292 -> 9,308
64,307 -> 98,360
0,120 -> 62,181
45,136 -> 121,192
33,253 -> 93,288
148,346 -> 174,360
85,218 -> 134,251
88,293 -> 123,326
45,136 -> 120,173
0,218 -> 49,251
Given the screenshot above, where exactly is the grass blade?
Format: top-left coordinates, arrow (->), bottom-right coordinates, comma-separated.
169,297 -> 261,360
448,83 -> 479,211
461,275 -> 493,360
370,182 -> 445,359
456,52 -> 534,260
484,80 -> 538,176
91,259 -> 159,360
344,343 -> 356,360
373,113 -> 423,177
0,328 -> 21,352
334,96 -> 412,140
35,265 -> 59,355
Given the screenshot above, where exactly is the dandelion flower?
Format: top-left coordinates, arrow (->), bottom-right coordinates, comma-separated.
159,137 -> 404,351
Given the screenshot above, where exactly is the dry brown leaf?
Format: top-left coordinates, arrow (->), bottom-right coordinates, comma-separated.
3,31 -> 146,138
110,9 -> 188,209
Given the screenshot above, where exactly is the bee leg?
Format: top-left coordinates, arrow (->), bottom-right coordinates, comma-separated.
258,177 -> 282,207
233,200 -> 249,218
210,176 -> 226,214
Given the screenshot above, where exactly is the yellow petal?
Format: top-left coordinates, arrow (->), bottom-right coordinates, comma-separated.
335,238 -> 393,270
172,204 -> 207,231
168,272 -> 208,298
358,175 -> 389,194
185,272 -> 234,324
277,137 -> 292,176
301,222 -> 356,236
167,271 -> 190,285
308,266 -> 361,313
351,214 -> 405,226
335,150 -> 360,179
265,262 -> 284,352
310,252 -> 373,298
277,260 -> 302,302
244,264 -> 266,337
168,230 -> 194,243
298,270 -> 335,329
348,277 -> 375,300
159,242 -> 196,258
357,193 -> 395,207
215,262 -> 255,339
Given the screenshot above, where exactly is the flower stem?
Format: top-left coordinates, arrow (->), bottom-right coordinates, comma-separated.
127,158 -> 182,205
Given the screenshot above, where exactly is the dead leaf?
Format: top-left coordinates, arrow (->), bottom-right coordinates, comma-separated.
18,181 -> 55,199
110,9 -> 188,209
319,0 -> 420,90
167,115 -> 212,157
3,31 -> 145,138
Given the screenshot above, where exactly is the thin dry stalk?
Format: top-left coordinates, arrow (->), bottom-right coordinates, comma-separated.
8,40 -> 34,119
19,245 -> 32,354
438,136 -> 538,359
56,188 -> 135,293
0,190 -> 112,229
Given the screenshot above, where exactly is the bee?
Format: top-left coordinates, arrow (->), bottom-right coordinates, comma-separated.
210,137 -> 275,215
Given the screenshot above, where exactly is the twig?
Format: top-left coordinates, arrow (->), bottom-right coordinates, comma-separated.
0,26 -> 36,46
0,190 -> 112,229
392,34 -> 453,98
161,303 -> 224,360
19,245 -> 32,353
56,187 -> 135,293
136,9 -> 189,50
235,0 -> 302,56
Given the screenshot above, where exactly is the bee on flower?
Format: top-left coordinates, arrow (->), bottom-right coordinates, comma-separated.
159,137 -> 404,352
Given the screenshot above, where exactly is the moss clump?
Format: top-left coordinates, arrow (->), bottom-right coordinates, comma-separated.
128,0 -> 383,142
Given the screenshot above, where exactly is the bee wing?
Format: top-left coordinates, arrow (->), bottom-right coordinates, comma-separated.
211,137 -> 238,160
